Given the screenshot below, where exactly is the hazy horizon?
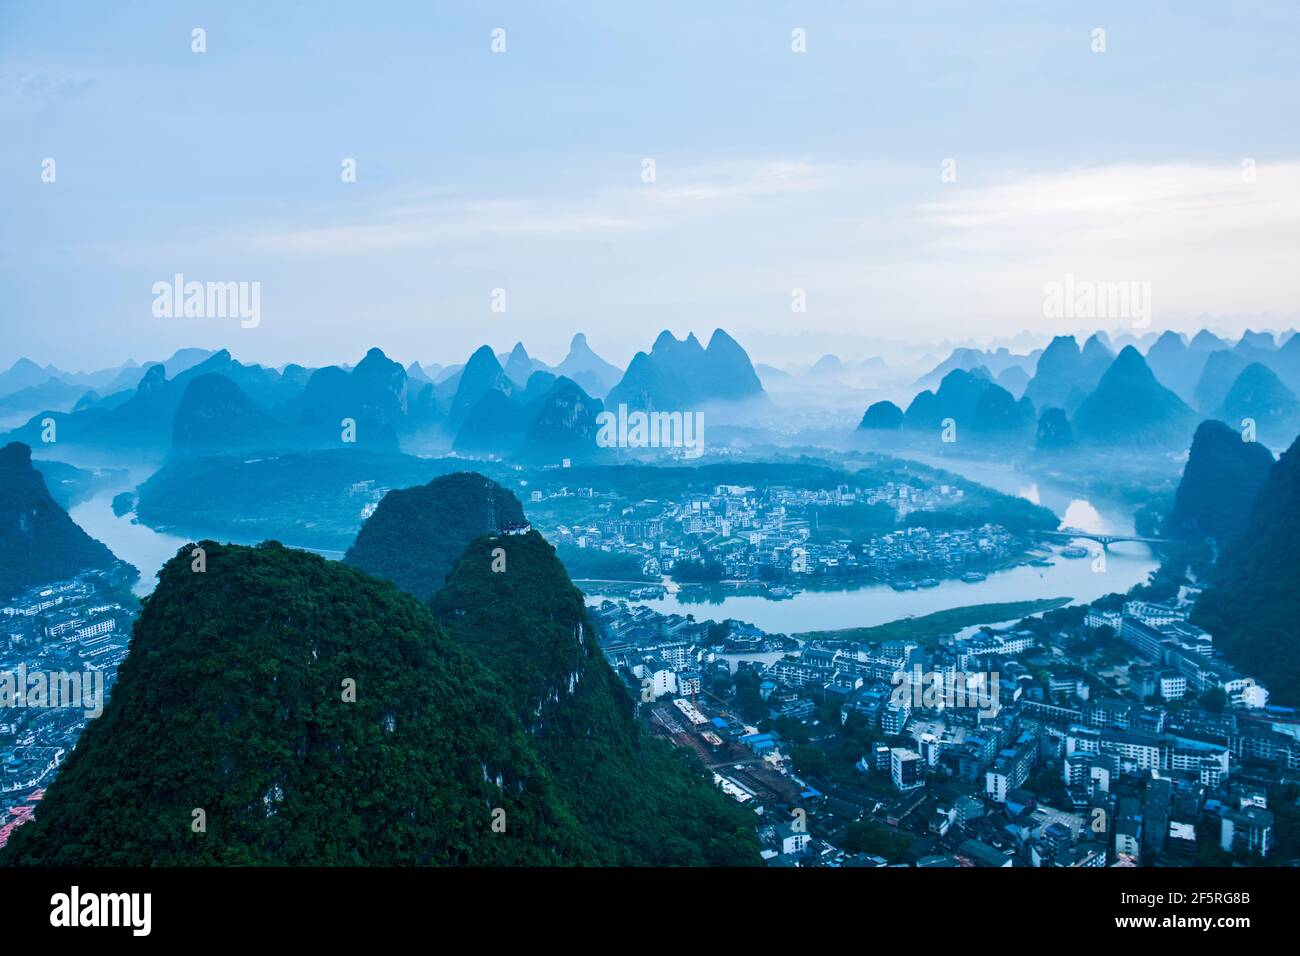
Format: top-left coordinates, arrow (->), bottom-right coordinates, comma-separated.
4,1 -> 1299,370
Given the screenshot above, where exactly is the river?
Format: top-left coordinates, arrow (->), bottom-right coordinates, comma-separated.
584,454 -> 1158,633
70,487 -> 347,596
71,456 -> 1157,627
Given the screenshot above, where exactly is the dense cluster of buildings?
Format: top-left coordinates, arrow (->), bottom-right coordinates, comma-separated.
538,480 -> 1021,588
591,578 -> 1293,867
0,569 -> 137,849
589,599 -> 792,703
1085,598 -> 1269,709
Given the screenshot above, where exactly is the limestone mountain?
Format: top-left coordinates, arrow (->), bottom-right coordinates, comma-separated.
0,541 -> 593,865
346,473 -> 760,864
1215,363 -> 1300,447
1189,330 -> 1228,353
3,350 -> 309,454
446,346 -> 515,428
810,354 -> 845,377
1262,333 -> 1300,395
858,400 -> 903,430
0,358 -> 61,399
501,342 -> 550,390
553,333 -> 623,398
428,529 -> 760,865
903,368 -> 1034,439
996,365 -> 1031,399
452,390 -> 528,458
343,471 -> 527,601
1144,330 -> 1206,404
451,375 -> 604,463
1166,420 -> 1274,544
1193,350 -> 1249,414
276,350 -> 413,451
517,377 -> 605,463
171,374 -> 283,454
1035,407 -> 1075,451
0,442 -> 130,601
1231,330 -> 1279,371
915,347 -> 1037,391
1023,335 -> 1110,414
1192,432 -> 1300,705
1072,347 -> 1197,448
604,328 -> 764,411
1080,332 -> 1114,369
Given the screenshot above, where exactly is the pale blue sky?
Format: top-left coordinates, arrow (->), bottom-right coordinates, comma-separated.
3,1 -> 1298,370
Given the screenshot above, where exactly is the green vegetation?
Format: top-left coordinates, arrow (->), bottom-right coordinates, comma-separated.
671,557 -> 726,583
430,530 -> 760,866
1193,433 -> 1300,705
135,450 -> 480,551
32,458 -> 127,510
1,541 -> 594,866
808,501 -> 896,545
901,494 -> 1057,534
840,819 -> 913,861
1166,419 -> 1274,544
0,442 -> 131,601
555,543 -> 654,582
343,471 -> 526,600
794,597 -> 1073,644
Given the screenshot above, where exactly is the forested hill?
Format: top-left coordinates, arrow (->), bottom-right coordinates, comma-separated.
429,530 -> 761,866
1192,432 -> 1300,706
0,441 -> 127,600
0,541 -> 595,866
342,471 -> 526,600
1166,420 -> 1273,544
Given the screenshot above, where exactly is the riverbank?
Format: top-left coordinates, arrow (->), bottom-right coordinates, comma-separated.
791,597 -> 1073,645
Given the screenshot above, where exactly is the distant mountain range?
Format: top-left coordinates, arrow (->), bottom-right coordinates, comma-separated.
0,332 -> 643,464
605,329 -> 765,411
553,333 -> 623,397
1144,331 -> 1208,404
899,368 -> 1035,440
8,326 -> 1298,464
1193,350 -> 1250,414
860,333 -> 1280,453
914,346 -> 1040,392
1022,334 -> 1112,414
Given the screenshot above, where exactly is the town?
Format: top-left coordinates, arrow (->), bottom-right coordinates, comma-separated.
590,579 -> 1294,867
0,566 -> 138,850
528,477 -> 1029,592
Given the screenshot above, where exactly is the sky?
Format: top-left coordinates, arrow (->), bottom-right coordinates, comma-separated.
2,1 -> 1299,372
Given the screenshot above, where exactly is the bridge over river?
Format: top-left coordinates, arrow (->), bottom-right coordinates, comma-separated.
1041,528 -> 1171,550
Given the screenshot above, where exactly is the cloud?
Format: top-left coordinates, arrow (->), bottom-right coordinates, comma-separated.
897,161 -> 1300,327
916,161 -> 1300,253
246,159 -> 827,254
